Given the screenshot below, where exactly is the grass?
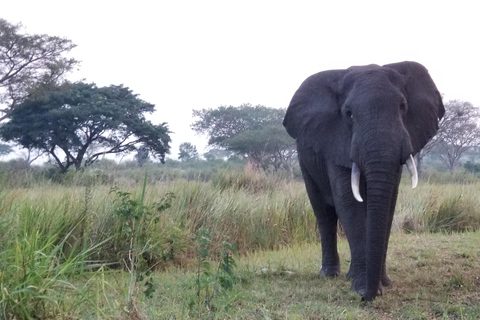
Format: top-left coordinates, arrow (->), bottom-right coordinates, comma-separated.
0,169 -> 480,318
394,181 -> 480,234
86,232 -> 480,319
0,212 -> 105,319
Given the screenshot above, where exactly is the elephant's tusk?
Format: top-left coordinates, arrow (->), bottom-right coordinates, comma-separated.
406,154 -> 418,189
351,162 -> 363,202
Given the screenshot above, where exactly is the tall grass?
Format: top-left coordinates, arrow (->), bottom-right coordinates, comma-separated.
0,170 -> 313,317
1,170 -> 479,258
0,197 -> 106,319
0,168 -> 479,317
168,177 -> 316,254
395,181 -> 480,233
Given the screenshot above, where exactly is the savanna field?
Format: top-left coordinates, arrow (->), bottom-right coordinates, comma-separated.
0,167 -> 479,319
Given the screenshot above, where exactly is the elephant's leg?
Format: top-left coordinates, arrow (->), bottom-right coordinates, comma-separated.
319,205 -> 340,277
341,211 -> 369,295
380,199 -> 395,288
301,168 -> 340,277
327,165 -> 368,294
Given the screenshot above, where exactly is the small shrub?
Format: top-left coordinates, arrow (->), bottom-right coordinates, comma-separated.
189,228 -> 239,316
109,176 -> 176,313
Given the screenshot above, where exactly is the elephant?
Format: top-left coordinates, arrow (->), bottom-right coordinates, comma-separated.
283,61 -> 444,301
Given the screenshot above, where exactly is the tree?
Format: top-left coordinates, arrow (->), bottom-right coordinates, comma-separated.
178,142 -> 199,161
203,148 -> 232,161
0,143 -> 12,156
134,145 -> 150,167
226,125 -> 296,172
19,147 -> 46,165
426,100 -> 480,173
0,82 -> 171,173
0,18 -> 78,120
191,104 -> 296,171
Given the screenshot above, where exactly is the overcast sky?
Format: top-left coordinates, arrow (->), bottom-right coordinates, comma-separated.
3,1 -> 479,158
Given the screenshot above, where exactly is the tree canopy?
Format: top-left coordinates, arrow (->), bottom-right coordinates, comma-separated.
420,99 -> 480,174
178,142 -> 199,161
226,124 -> 296,171
191,104 -> 296,171
0,18 -> 77,120
0,82 -> 171,172
192,104 -> 286,147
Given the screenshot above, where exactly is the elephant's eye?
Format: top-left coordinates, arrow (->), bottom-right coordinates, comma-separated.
344,104 -> 353,121
400,101 -> 407,112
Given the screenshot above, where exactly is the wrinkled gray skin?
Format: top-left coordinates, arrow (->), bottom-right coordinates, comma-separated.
283,61 -> 444,301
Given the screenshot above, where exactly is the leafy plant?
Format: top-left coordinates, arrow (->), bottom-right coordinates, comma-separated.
189,228 -> 239,316
110,173 -> 175,313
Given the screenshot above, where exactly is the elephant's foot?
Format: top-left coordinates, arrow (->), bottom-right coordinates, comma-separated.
350,274 -> 366,295
381,273 -> 392,287
350,275 -> 384,301
361,284 -> 384,302
319,265 -> 340,277
346,266 -> 354,280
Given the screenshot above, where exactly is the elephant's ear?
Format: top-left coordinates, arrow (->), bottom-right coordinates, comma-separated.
384,61 -> 445,154
283,69 -> 352,167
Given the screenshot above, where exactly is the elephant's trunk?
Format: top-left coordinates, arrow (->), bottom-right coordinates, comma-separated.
360,139 -> 404,301
363,161 -> 397,300
349,120 -> 413,300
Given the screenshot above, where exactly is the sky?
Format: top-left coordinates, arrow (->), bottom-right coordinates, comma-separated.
2,1 -> 480,159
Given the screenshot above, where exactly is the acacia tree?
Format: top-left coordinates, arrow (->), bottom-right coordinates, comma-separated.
178,142 -> 199,161
226,125 -> 296,172
0,18 -> 77,120
0,82 -> 171,172
424,100 -> 480,173
21,148 -> 46,165
191,104 -> 296,171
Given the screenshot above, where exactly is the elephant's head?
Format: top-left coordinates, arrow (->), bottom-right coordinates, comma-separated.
283,61 -> 444,300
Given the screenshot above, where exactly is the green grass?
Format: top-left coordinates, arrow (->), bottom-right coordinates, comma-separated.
394,181 -> 480,233
84,232 -> 480,319
0,210 -> 105,319
0,170 -> 480,318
